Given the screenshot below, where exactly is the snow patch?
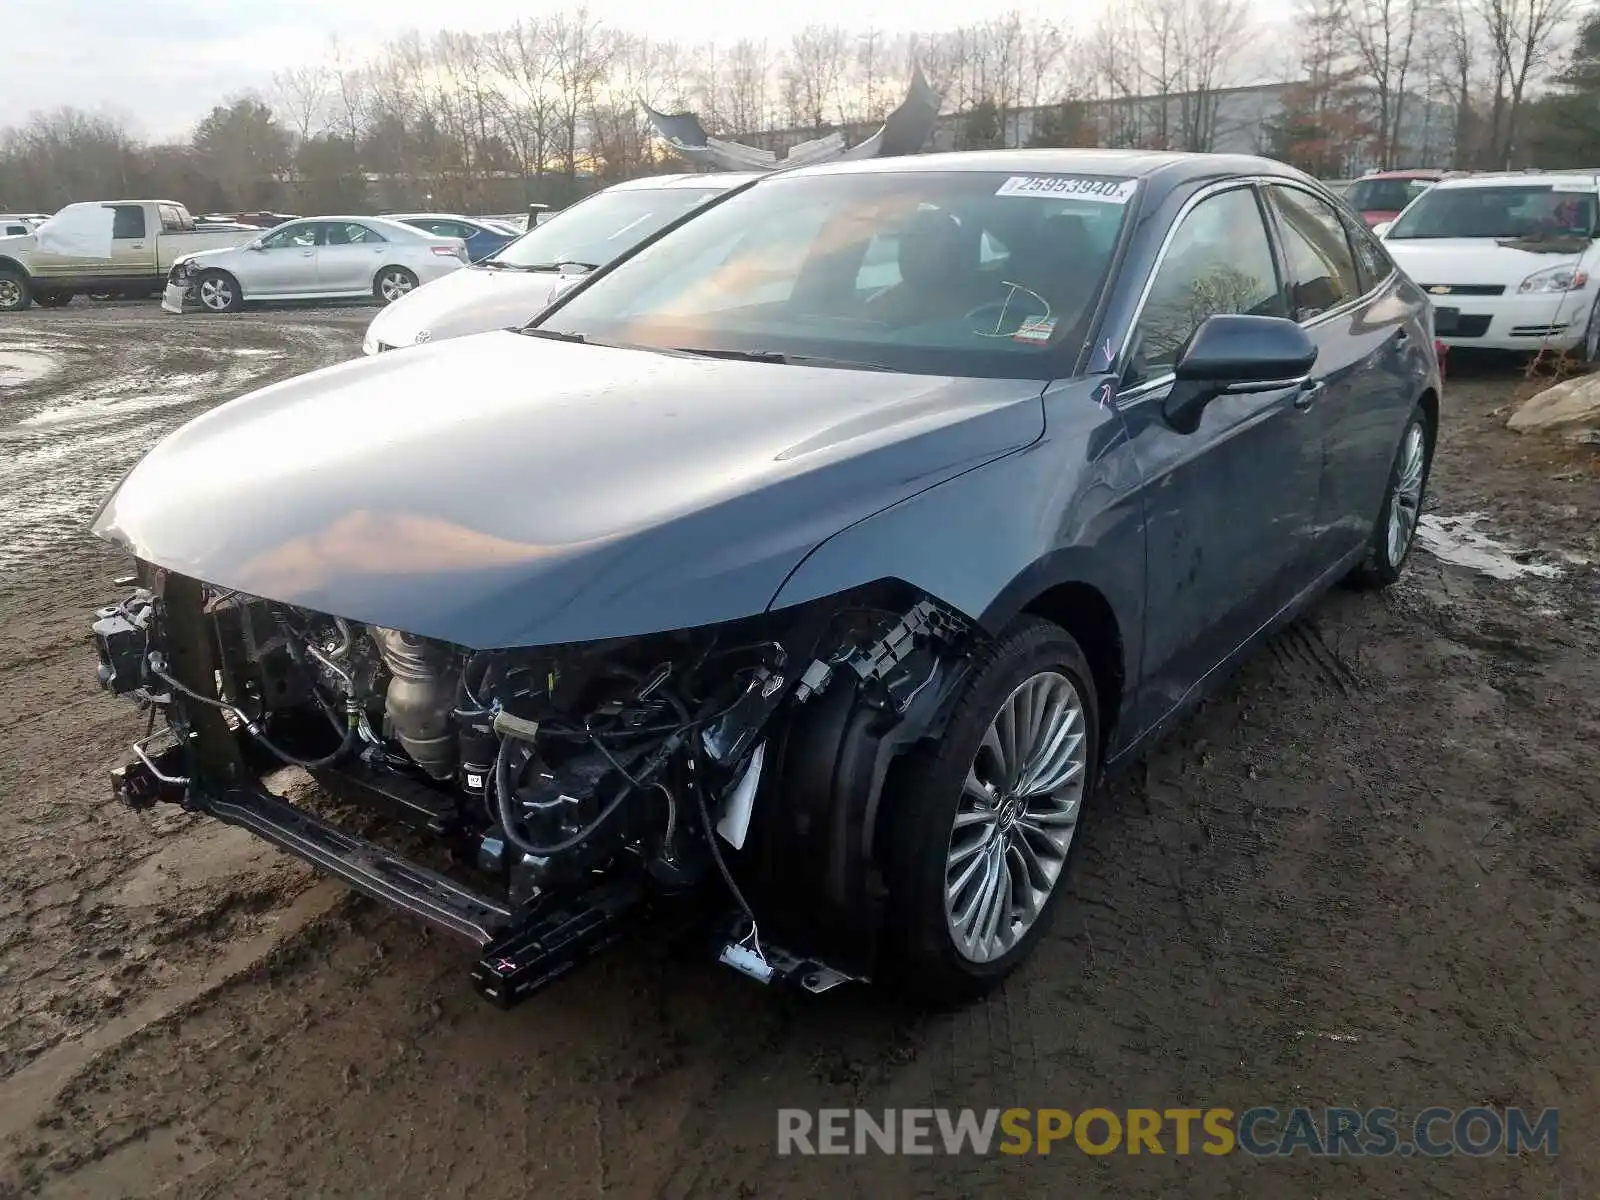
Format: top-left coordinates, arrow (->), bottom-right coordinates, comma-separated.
0,350 -> 59,387
1415,513 -> 1564,581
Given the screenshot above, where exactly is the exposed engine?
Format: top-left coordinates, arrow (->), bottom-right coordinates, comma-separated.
94,572 -> 971,1005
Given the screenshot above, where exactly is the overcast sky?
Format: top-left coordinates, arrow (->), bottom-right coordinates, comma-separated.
2,0 -> 1152,142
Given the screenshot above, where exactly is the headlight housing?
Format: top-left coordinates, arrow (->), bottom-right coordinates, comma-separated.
1518,264 -> 1590,294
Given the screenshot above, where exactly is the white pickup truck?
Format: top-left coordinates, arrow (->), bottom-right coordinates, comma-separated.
0,200 -> 258,311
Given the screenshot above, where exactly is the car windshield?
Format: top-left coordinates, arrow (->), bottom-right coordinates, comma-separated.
489,187 -> 725,269
1387,184 -> 1598,239
537,170 -> 1135,379
1345,177 -> 1434,213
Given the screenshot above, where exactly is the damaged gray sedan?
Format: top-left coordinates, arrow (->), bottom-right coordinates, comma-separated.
89,150 -> 1440,1006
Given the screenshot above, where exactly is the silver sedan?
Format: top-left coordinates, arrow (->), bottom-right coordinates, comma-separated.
162,216 -> 469,314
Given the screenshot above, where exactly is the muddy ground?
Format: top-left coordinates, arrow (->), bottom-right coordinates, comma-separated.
0,303 -> 1595,1199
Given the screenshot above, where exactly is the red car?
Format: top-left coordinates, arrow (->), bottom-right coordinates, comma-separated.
1344,169 -> 1446,227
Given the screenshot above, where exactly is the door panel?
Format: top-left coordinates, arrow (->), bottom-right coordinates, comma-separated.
240,221 -> 320,295
317,221 -> 388,291
108,205 -> 154,280
1263,184 -> 1410,561
1118,184 -> 1323,722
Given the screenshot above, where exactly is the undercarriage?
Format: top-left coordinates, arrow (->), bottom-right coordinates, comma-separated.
96,564 -> 974,1007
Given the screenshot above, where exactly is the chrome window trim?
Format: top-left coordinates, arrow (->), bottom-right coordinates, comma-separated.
1114,176 -> 1280,396
1114,174 -> 1389,404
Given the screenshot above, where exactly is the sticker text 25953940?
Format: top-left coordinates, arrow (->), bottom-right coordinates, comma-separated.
994,175 -> 1138,204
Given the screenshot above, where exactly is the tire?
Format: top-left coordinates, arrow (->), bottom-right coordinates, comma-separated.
1345,401 -> 1434,590
195,270 -> 243,314
0,269 -> 31,312
374,266 -> 419,305
882,615 -> 1100,1003
1580,297 -> 1600,368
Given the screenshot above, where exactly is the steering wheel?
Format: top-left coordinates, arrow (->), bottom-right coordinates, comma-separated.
964,295 -> 1049,329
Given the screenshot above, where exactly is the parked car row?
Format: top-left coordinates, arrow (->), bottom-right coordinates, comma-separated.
92,148 -> 1444,1009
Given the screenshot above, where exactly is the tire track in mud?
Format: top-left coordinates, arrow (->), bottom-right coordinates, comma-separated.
0,307 -> 362,577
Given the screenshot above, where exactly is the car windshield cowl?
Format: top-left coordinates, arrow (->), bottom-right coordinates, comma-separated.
535,169 -> 1136,381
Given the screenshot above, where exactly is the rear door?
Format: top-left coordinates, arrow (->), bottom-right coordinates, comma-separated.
1116,182 -> 1323,715
1261,182 -> 1411,564
108,204 -> 155,281
316,220 -> 390,292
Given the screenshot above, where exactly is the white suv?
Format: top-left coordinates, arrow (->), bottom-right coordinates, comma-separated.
1377,172 -> 1600,360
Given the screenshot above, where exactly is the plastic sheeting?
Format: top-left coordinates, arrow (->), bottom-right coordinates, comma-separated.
643,66 -> 941,172
34,204 -> 115,260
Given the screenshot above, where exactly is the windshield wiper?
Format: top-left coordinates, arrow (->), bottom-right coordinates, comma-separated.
520,327 -> 587,344
515,260 -> 600,272
670,347 -> 897,372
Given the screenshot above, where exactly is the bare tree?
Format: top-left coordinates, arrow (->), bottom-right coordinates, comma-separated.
272,65 -> 330,143
1428,0 -> 1485,165
723,39 -> 773,134
1473,0 -> 1575,165
1344,0 -> 1429,167
548,6 -> 613,178
490,19 -> 557,186
784,25 -> 850,130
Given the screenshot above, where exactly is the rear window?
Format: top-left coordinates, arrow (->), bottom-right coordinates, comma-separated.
1388,184 -> 1598,240
493,186 -> 727,270
1345,177 -> 1434,214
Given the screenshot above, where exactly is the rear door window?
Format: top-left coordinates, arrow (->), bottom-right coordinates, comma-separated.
1264,185 -> 1363,320
110,205 -> 146,240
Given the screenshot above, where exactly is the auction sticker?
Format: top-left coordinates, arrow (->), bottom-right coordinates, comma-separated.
1012,316 -> 1056,344
995,175 -> 1137,203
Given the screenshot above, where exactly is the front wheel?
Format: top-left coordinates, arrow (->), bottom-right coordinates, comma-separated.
1345,402 -> 1434,590
883,616 -> 1099,1003
375,266 -> 418,305
195,270 -> 242,313
0,270 -> 31,312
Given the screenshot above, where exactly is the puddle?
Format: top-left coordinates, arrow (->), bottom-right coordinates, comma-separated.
0,349 -> 59,387
1416,513 -> 1564,581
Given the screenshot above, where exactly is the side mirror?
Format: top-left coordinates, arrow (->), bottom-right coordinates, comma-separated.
246,241 -> 267,252
1163,314 -> 1318,434
1371,221 -> 1393,238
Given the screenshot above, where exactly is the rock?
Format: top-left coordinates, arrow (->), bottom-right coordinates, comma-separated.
1507,373 -> 1600,436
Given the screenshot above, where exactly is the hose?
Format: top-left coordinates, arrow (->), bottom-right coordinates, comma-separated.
150,658 -> 358,770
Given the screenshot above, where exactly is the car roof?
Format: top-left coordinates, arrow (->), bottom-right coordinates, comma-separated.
1429,171 -> 1600,190
1357,169 -> 1446,181
604,172 -> 759,192
387,212 -> 495,223
772,148 -> 1321,190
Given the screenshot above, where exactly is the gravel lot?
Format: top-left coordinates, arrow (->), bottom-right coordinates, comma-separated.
0,302 -> 1596,1199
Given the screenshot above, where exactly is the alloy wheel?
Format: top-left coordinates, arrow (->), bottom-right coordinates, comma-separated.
944,669 -> 1088,964
0,278 -> 21,309
1387,420 -> 1426,567
199,277 -> 233,312
380,271 -> 415,303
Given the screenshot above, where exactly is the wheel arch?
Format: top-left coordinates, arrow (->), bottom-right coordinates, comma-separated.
0,255 -> 28,278
1416,385 -> 1439,442
195,265 -> 244,301
1017,580 -> 1126,762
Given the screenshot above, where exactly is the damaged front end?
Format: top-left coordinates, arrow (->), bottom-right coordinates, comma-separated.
96,564 -> 975,1006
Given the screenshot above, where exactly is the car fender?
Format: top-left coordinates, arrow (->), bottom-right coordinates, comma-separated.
767,378 -> 1147,734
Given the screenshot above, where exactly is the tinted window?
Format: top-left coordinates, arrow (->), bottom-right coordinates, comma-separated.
110,205 -> 145,239
1266,186 -> 1362,319
326,221 -> 385,245
1387,183 -> 1598,240
406,218 -> 470,238
158,205 -> 186,233
1345,177 -> 1434,213
1130,186 -> 1286,381
542,171 -> 1139,379
1343,215 -> 1393,293
260,223 -> 319,249
3,224 -> 25,236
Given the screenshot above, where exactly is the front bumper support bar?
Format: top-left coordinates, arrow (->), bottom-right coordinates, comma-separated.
206,786 -> 514,944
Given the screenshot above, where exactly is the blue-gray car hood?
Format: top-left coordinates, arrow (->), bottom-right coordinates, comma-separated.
93,330 -> 1047,647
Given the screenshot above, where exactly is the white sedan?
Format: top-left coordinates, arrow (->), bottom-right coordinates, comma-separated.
162,216 -> 470,314
1378,172 -> 1600,360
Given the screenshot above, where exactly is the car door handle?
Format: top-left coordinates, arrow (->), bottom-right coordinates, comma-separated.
1293,381 -> 1325,411
302,250 -> 315,257
129,243 -> 144,249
